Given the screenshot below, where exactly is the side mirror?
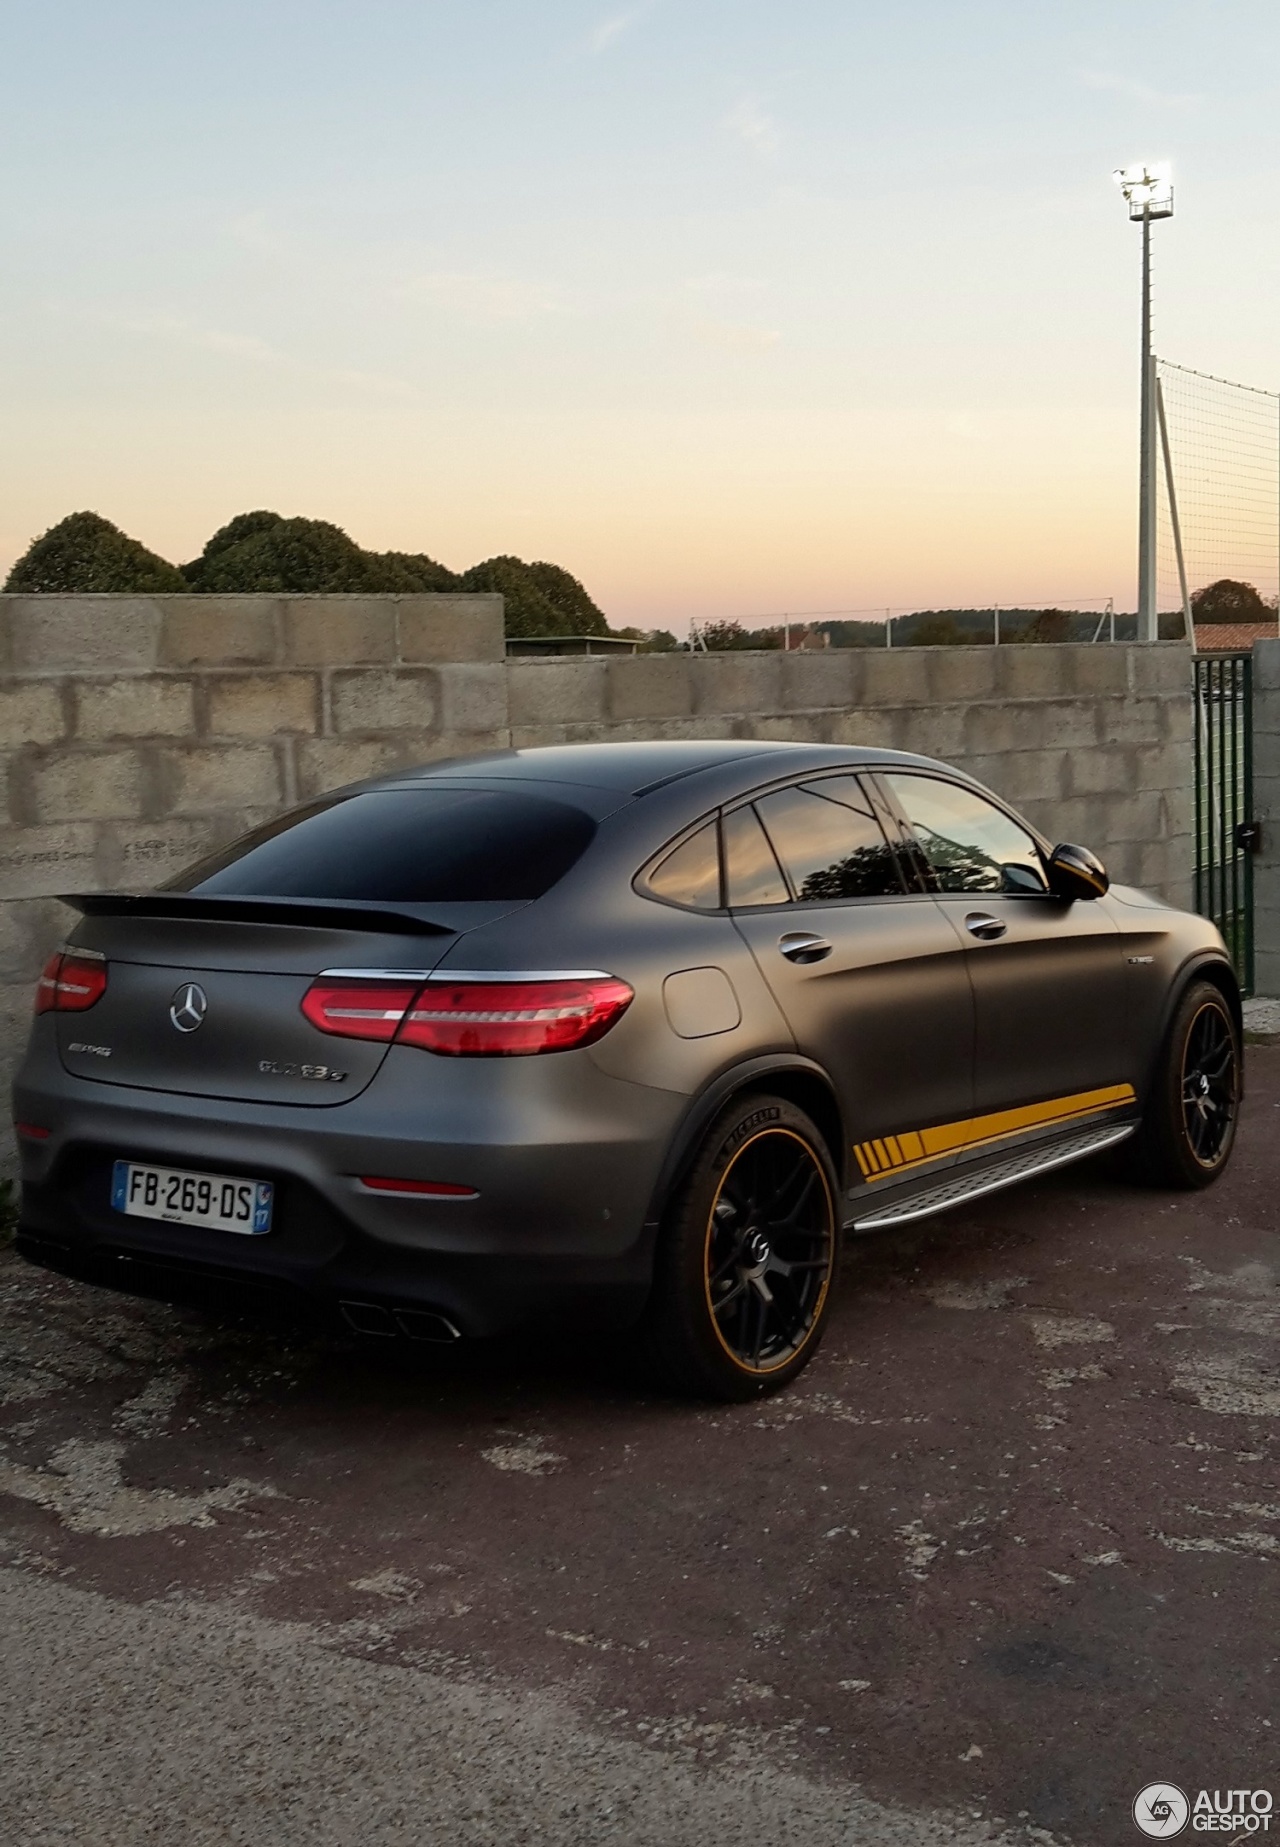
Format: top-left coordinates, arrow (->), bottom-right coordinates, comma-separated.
1047,842 -> 1109,901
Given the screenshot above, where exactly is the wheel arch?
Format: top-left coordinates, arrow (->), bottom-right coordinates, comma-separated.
643,1055 -> 846,1232
1145,952 -> 1244,1103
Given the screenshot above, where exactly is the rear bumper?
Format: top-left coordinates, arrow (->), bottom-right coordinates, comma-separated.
12,1042 -> 682,1338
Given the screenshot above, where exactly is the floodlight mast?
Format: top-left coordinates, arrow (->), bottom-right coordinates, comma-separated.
1114,163 -> 1174,642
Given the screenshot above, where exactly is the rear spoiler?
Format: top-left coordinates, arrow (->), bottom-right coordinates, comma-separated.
60,892 -> 455,938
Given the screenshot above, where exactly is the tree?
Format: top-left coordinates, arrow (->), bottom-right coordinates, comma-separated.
182,512 -> 457,594
458,556 -> 568,637
5,512 -> 187,594
1022,608 -> 1072,644
1190,579 -> 1271,625
523,561 -> 609,635
909,615 -> 968,646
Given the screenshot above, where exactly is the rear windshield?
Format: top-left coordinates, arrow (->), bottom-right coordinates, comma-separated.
167,789 -> 597,903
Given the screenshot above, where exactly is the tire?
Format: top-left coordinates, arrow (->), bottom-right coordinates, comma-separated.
642,1093 -> 839,1402
1129,980 -> 1241,1189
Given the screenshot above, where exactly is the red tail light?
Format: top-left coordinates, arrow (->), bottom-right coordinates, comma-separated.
34,950 -> 107,1015
300,979 -> 421,1042
398,978 -> 634,1057
299,973 -> 633,1057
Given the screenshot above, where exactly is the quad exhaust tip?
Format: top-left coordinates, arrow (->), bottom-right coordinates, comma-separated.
339,1300 -> 462,1343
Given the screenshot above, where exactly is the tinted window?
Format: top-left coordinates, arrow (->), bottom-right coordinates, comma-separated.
756,783 -> 904,901
647,821 -> 721,909
169,789 -> 597,903
723,805 -> 790,907
885,774 -> 1048,895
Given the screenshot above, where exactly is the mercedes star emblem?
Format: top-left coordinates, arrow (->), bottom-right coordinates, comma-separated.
169,982 -> 208,1033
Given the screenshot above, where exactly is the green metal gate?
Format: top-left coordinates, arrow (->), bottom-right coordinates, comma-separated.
1194,651 -> 1257,994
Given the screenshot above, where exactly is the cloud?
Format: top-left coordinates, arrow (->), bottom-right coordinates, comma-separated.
396,270 -> 564,323
587,7 -> 646,54
724,93 -> 781,159
1082,70 -> 1203,108
692,316 -> 782,354
83,309 -> 417,400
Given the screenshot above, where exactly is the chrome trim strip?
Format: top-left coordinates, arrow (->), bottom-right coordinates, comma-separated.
318,968 -> 614,982
847,1122 -> 1136,1232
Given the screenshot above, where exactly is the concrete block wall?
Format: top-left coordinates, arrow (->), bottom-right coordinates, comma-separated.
0,594 -> 1195,1168
1253,639 -> 1280,997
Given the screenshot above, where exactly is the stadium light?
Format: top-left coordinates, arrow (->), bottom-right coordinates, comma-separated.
1114,162 -> 1175,641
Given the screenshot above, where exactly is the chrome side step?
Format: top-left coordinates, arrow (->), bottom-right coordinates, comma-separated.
848,1121 -> 1137,1231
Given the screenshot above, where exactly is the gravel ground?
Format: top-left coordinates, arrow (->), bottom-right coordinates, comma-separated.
2,1048 -> 1277,1847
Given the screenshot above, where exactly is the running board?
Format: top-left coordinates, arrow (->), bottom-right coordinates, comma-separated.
848,1121 -> 1137,1231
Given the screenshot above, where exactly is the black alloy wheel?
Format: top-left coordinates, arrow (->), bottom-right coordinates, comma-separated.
643,1094 -> 838,1401
1180,997 -> 1238,1169
1130,980 -> 1241,1189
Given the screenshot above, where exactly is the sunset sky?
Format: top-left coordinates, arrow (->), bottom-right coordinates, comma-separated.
2,1 -> 1277,630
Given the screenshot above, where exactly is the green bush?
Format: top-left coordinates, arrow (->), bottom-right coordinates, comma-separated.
183,513 -> 457,595
5,512 -> 187,594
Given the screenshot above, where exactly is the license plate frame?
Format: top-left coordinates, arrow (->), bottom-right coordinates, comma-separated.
111,1160 -> 274,1235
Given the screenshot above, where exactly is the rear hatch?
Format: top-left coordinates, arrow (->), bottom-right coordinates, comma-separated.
54,899 -> 494,1107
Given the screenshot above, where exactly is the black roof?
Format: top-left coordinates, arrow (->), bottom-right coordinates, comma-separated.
395,740 -> 923,796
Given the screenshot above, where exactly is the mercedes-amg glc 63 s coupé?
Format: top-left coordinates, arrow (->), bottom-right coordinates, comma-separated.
13,740 -> 1241,1399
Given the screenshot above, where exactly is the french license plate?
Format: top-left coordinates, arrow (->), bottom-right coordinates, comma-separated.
111,1161 -> 273,1235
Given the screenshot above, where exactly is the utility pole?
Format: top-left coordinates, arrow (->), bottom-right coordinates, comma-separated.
1114,163 -> 1174,642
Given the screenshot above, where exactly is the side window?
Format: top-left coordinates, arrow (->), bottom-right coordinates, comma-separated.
646,819 -> 722,909
755,782 -> 905,902
884,774 -> 1048,895
723,805 -> 790,907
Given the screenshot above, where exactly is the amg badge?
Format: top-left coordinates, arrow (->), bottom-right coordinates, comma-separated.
258,1059 -> 348,1083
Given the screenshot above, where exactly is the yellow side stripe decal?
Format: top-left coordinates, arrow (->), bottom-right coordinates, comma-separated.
854,1083 -> 1137,1181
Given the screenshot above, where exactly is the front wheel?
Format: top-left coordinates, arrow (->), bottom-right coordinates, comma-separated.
642,1094 -> 839,1401
1130,980 -> 1241,1188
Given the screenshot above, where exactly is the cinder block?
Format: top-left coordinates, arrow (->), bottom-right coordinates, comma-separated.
0,824 -> 98,901
295,737 -> 416,799
0,681 -> 66,746
993,645 -> 1075,701
857,649 -> 931,709
691,652 -> 783,717
160,745 -> 283,815
398,596 -> 505,664
436,664 -> 509,735
282,598 -> 397,666
0,893 -> 77,978
26,750 -> 146,825
205,673 -> 319,738
605,654 -> 695,722
6,597 -> 163,672
1098,698 -> 1164,747
996,749 -> 1069,807
1134,642 -> 1195,695
1069,646 -> 1131,696
895,705 -> 967,762
924,647 -> 998,704
75,677 -> 195,741
1253,638 -> 1280,693
779,649 -> 855,712
1065,743 -> 1134,798
830,708 -> 909,750
507,660 -> 608,727
108,819 -> 225,891
331,670 -> 438,735
158,598 -> 281,669
966,698 -> 1099,757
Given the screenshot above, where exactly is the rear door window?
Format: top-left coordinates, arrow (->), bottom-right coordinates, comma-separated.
169,788 -> 597,903
723,804 -> 790,907
755,782 -> 906,902
884,773 -> 1048,894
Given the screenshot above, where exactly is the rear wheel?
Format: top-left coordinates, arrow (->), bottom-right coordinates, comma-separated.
1130,980 -> 1241,1188
642,1094 -> 839,1401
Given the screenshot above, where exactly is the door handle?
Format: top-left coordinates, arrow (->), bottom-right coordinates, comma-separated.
964,912 -> 1007,942
778,931 -> 833,964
